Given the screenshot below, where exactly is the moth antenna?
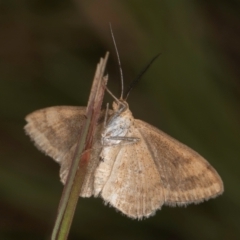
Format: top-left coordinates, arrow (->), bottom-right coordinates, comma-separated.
109,23 -> 124,99
124,53 -> 161,100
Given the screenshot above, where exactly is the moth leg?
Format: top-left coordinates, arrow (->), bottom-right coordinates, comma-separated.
102,136 -> 140,147
103,103 -> 109,128
107,136 -> 139,142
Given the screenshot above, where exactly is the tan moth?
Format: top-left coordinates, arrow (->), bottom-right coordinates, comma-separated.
25,35 -> 223,220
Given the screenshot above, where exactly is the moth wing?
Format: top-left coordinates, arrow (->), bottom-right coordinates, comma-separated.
59,126 -> 104,197
25,106 -> 110,197
59,141 -> 102,197
25,106 -> 86,163
98,126 -> 165,219
135,119 -> 224,206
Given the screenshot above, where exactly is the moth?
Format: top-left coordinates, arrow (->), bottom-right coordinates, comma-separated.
25,43 -> 223,220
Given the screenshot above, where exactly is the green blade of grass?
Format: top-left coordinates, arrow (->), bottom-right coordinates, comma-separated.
51,52 -> 109,240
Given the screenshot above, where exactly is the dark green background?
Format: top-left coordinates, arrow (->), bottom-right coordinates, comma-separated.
1,1 -> 239,239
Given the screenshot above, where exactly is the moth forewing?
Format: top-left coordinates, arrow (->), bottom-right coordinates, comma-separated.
24,106 -> 87,164
135,119 -> 224,206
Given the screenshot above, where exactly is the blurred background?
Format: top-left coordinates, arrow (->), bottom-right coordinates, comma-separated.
1,0 -> 240,239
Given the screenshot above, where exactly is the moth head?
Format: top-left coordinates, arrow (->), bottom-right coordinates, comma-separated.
112,100 -> 129,112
